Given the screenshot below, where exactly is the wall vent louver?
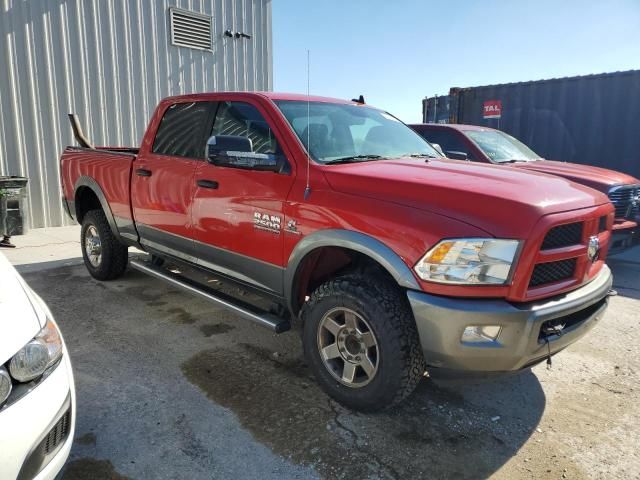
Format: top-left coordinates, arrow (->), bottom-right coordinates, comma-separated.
169,7 -> 213,51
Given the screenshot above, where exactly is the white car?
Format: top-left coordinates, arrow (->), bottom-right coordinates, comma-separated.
0,253 -> 75,479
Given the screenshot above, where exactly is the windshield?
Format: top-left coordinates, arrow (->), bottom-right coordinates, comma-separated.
274,100 -> 441,163
466,129 -> 541,163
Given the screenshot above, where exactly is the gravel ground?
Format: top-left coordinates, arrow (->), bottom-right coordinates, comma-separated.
21,254 -> 639,480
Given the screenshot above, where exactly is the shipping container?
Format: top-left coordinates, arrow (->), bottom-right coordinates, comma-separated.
422,70 -> 640,179
422,95 -> 450,124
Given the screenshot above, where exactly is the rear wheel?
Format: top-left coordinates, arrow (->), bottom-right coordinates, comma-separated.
302,273 -> 425,411
81,209 -> 128,280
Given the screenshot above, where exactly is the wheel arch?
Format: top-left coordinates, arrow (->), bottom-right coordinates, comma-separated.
74,176 -> 121,240
284,229 -> 420,317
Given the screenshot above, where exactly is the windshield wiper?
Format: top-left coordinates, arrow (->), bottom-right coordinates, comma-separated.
323,155 -> 386,165
407,153 -> 438,158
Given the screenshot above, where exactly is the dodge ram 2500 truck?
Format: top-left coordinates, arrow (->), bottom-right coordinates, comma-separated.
61,93 -> 614,411
410,123 -> 640,253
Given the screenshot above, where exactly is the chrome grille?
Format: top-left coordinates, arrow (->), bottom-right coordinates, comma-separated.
608,184 -> 640,220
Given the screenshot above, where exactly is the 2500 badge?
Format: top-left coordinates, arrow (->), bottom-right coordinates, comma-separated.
253,212 -> 282,234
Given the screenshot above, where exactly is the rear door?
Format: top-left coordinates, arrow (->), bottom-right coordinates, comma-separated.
132,101 -> 215,260
191,99 -> 295,294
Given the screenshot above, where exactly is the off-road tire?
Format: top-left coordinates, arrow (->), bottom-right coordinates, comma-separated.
81,209 -> 128,280
301,273 -> 426,411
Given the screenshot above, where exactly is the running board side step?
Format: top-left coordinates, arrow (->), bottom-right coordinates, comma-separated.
130,259 -> 291,333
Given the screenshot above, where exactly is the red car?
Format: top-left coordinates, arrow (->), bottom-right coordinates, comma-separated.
410,123 -> 639,253
61,93 -> 613,410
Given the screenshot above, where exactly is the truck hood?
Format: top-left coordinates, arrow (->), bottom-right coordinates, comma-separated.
322,158 -> 610,238
0,254 -> 43,365
513,159 -> 640,193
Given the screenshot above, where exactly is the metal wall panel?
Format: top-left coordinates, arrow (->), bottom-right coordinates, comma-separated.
447,70 -> 640,179
0,0 -> 273,228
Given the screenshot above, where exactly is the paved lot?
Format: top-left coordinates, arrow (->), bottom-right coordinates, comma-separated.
10,234 -> 640,479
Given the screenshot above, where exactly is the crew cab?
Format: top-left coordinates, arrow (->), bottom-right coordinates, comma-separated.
410,123 -> 640,253
61,93 -> 614,411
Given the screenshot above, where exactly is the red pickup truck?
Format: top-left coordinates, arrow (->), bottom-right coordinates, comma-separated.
61,93 -> 614,411
410,123 -> 640,253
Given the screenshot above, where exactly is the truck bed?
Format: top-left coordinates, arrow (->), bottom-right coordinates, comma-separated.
60,146 -> 137,227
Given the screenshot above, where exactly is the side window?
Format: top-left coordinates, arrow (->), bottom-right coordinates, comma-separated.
152,102 -> 213,158
423,129 -> 474,160
211,101 -> 282,155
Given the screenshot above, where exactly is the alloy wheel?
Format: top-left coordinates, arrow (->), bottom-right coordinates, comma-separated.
316,307 -> 379,388
84,225 -> 102,267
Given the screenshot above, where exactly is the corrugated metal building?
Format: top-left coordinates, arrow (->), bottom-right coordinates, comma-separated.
0,0 -> 273,228
421,70 -> 640,179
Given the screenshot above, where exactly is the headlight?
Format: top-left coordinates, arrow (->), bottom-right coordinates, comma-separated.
9,319 -> 63,382
414,238 -> 521,285
0,367 -> 11,404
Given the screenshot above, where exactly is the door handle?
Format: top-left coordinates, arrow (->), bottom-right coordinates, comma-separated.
136,168 -> 152,177
197,179 -> 219,189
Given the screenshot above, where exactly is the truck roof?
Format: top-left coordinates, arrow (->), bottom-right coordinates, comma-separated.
162,91 -> 356,105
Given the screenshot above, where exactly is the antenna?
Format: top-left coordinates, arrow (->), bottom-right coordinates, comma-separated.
304,50 -> 311,200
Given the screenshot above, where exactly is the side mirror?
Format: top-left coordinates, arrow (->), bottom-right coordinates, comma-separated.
206,135 -> 284,172
445,150 -> 468,161
430,143 -> 445,156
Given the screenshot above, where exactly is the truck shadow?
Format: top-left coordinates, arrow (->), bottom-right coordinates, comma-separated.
182,344 -> 545,480
25,264 -> 547,479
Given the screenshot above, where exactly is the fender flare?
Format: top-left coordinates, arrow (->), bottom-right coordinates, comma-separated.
73,176 -> 122,241
284,229 -> 421,315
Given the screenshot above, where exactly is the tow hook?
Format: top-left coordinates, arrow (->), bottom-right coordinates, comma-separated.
607,289 -> 618,297
541,323 -> 565,369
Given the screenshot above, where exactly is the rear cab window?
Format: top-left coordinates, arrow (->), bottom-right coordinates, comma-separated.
152,102 -> 215,159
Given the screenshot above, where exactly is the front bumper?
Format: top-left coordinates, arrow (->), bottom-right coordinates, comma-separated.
0,351 -> 76,480
408,265 -> 612,372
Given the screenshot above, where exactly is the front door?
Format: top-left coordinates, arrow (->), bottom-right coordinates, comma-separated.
132,101 -> 215,260
191,100 -> 295,294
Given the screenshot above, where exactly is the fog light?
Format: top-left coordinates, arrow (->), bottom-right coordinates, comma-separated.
461,325 -> 502,344
0,366 -> 11,405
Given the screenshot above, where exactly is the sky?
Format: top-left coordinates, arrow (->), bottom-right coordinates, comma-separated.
272,0 -> 640,123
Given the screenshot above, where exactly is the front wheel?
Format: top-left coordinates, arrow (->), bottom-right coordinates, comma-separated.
301,274 -> 426,411
81,209 -> 128,280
